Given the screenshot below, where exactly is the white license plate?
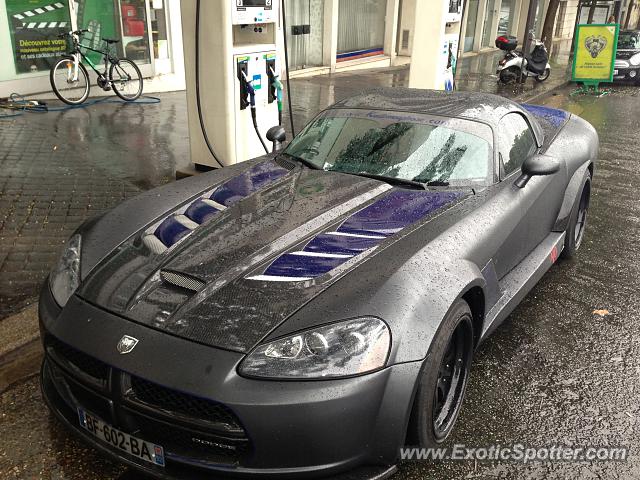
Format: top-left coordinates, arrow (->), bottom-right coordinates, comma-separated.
78,408 -> 165,467
614,69 -> 619,75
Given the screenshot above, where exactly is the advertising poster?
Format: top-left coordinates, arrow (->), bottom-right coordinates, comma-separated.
572,24 -> 619,83
444,0 -> 464,24
5,0 -> 71,73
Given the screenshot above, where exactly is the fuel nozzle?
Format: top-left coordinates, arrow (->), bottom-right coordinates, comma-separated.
269,66 -> 284,126
241,70 -> 256,107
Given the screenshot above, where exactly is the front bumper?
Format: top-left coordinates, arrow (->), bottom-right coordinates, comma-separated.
39,286 -> 421,479
613,65 -> 640,81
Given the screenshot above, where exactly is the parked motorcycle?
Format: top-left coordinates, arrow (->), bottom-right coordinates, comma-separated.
495,35 -> 551,84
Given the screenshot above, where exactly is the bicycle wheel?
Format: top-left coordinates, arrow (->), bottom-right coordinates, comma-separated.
109,58 -> 143,101
50,58 -> 90,105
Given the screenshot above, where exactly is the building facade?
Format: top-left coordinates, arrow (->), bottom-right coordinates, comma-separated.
3,0 -> 638,96
0,0 -> 185,97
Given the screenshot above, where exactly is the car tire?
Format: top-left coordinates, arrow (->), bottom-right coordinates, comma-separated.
406,299 -> 474,447
562,174 -> 591,259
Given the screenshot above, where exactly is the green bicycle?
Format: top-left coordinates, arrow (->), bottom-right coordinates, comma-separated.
50,29 -> 143,105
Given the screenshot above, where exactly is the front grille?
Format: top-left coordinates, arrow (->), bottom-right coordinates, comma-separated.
132,413 -> 248,464
46,335 -> 110,385
127,376 -> 243,434
43,337 -> 250,470
615,59 -> 630,68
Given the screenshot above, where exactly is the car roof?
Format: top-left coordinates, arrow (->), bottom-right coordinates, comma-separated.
329,87 -> 528,127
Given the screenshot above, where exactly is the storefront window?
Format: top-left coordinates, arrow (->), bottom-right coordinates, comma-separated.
481,0 -> 497,48
75,0 -> 151,66
464,0 -> 480,52
4,0 -> 72,74
337,0 -> 386,59
498,0 -> 516,35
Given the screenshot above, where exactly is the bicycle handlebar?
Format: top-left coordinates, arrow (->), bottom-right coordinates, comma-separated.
58,29 -> 89,38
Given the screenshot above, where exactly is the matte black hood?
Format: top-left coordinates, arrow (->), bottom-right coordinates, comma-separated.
78,160 -> 466,353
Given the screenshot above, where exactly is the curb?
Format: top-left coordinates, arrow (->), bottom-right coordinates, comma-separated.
0,305 -> 41,393
519,79 -> 571,104
0,337 -> 42,393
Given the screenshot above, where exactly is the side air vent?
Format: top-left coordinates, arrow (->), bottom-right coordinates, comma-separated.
160,270 -> 205,293
274,156 -> 296,171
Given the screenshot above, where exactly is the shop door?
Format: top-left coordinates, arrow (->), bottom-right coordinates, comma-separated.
285,0 -> 324,71
150,0 -> 171,74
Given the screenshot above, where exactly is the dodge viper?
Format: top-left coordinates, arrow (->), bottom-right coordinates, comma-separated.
39,88 -> 598,479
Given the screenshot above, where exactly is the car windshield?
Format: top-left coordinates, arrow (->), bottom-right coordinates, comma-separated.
618,32 -> 640,49
283,109 -> 493,186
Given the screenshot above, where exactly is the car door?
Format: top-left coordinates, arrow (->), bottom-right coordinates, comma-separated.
496,112 -> 567,272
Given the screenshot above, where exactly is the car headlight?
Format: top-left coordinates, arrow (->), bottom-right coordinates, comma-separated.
630,53 -> 640,66
49,234 -> 81,307
239,317 -> 391,379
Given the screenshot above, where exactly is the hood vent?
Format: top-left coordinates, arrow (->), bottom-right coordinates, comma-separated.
160,270 -> 205,293
274,156 -> 296,171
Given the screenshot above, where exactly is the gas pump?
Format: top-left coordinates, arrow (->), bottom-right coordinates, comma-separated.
181,0 -> 282,168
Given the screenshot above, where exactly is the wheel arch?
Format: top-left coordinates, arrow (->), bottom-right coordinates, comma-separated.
462,285 -> 485,348
553,161 -> 592,233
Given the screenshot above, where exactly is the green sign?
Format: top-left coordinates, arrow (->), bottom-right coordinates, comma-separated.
5,0 -> 71,74
572,23 -> 619,87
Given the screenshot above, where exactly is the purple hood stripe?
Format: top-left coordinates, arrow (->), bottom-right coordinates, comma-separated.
152,161 -> 289,248
211,161 -> 289,206
305,234 -> 380,256
261,190 -> 464,279
338,190 -> 463,236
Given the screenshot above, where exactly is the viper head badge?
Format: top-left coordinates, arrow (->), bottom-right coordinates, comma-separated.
117,335 -> 139,354
585,35 -> 607,58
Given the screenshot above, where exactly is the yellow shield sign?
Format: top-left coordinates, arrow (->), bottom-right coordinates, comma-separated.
572,24 -> 619,83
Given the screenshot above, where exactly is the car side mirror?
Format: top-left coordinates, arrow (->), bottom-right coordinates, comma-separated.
266,126 -> 286,153
514,154 -> 561,188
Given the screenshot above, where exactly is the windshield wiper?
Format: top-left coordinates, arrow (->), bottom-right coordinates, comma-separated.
279,152 -> 320,170
343,172 -> 428,190
425,180 -> 450,186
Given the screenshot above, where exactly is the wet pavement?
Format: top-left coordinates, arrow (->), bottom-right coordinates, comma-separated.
0,93 -> 190,317
2,70 -> 639,478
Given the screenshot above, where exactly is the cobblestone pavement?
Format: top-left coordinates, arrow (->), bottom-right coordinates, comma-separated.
0,93 -> 190,317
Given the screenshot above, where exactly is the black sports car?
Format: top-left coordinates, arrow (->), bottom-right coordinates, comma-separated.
614,30 -> 640,82
40,88 -> 598,479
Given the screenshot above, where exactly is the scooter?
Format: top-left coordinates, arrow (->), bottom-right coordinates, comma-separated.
495,35 -> 551,84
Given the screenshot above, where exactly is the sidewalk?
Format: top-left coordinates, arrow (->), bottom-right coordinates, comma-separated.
455,37 -> 573,103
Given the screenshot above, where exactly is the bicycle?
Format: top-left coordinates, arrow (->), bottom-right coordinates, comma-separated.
50,29 -> 143,105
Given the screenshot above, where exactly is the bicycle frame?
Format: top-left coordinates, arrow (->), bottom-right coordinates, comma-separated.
65,34 -> 119,84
